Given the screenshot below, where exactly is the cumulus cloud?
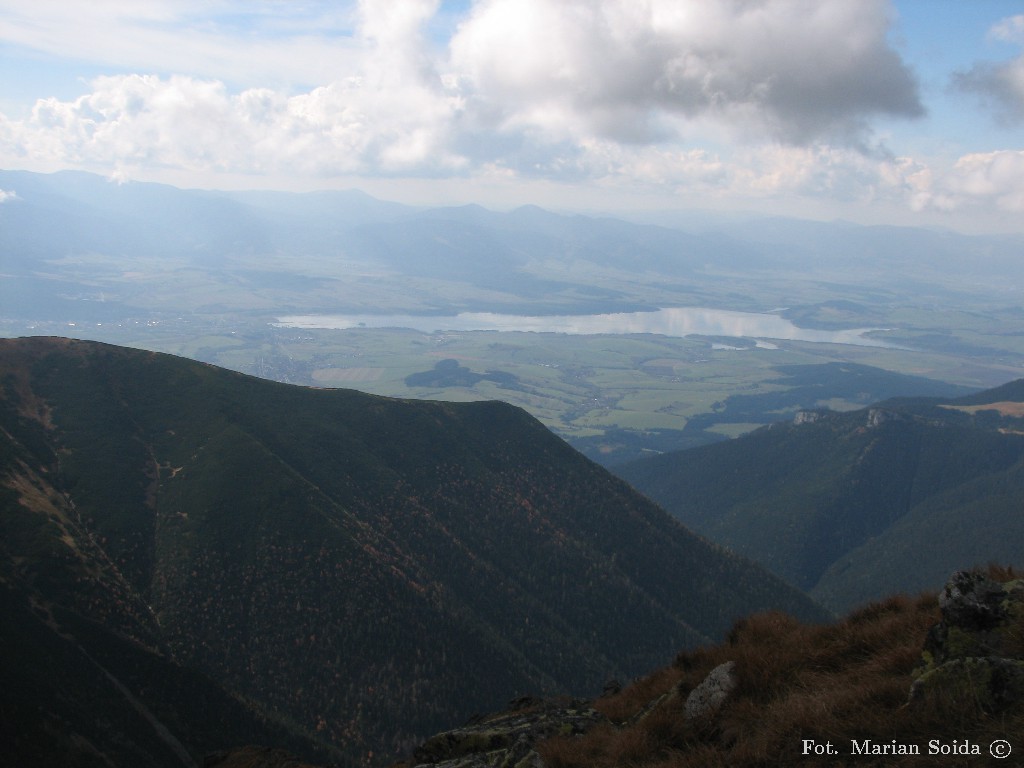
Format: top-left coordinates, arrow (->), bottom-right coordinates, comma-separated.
869,150 -> 1024,214
0,0 -> 464,177
0,0 -> 925,181
1,70 -> 463,177
448,0 -> 923,147
939,150 -> 1024,211
950,15 -> 1024,125
0,188 -> 18,202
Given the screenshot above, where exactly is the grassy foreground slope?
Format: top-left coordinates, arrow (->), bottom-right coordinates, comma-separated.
535,567 -> 1024,768
0,337 -> 827,766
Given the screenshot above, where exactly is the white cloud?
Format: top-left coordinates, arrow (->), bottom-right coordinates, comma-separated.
863,149 -> 1024,215
448,0 -> 923,147
951,15 -> 1024,125
940,150 -> 1024,212
0,0 -> 925,180
991,14 -> 1024,45
0,70 -> 465,176
0,1 -> 466,176
0,187 -> 17,202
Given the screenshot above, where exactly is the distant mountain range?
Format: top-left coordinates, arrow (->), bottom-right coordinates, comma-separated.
4,168 -> 1024,322
0,169 -> 712,319
617,380 -> 1024,612
0,337 -> 826,766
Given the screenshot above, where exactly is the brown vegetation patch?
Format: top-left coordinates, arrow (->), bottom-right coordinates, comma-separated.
539,583 -> 1024,767
941,401 -> 1024,417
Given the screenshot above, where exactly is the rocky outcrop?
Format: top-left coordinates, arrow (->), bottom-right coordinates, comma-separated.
866,408 -> 904,428
404,660 -> 745,768
408,697 -> 607,768
910,570 -> 1024,710
684,661 -> 737,720
793,410 -> 823,425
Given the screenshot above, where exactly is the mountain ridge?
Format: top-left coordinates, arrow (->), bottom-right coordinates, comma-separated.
0,336 -> 827,766
616,383 -> 1024,612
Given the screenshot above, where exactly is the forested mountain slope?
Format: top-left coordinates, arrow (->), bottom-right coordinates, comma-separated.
617,385 -> 1024,612
0,337 -> 826,766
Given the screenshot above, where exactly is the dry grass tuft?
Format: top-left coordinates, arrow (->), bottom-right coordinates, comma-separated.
593,665 -> 684,725
537,575 -> 1024,768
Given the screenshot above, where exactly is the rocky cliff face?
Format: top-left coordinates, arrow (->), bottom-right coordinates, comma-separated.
791,410 -> 823,425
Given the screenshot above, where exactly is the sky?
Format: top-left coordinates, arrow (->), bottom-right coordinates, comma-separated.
0,0 -> 1022,233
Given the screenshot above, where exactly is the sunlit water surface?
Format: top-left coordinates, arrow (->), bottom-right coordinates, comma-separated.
275,307 -> 893,348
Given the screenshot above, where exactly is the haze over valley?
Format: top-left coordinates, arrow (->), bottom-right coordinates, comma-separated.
3,168 -> 1024,463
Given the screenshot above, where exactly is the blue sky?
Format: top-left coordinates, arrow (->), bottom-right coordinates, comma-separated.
0,1 -> 1022,233
887,1 -> 1022,150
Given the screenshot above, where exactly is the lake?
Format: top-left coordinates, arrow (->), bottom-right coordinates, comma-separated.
274,307 -> 893,348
